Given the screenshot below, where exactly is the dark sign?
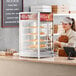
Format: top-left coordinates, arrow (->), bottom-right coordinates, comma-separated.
2,0 -> 23,27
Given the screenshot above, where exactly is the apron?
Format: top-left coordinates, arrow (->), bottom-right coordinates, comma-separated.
58,35 -> 68,57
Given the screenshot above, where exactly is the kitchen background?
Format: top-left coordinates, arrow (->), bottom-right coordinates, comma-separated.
0,0 -> 76,51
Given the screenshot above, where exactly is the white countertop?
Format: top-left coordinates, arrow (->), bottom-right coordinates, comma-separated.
0,56 -> 76,66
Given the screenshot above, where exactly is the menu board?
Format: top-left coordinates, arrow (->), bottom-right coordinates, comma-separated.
2,0 -> 23,27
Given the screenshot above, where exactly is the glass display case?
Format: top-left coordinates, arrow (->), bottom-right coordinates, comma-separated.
19,12 -> 53,58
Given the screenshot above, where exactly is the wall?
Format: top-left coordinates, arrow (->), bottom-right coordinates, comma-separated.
0,0 -> 75,51
0,0 -> 58,51
0,0 -> 19,51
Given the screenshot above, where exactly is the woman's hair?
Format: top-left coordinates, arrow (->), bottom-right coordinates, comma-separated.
66,17 -> 75,31
71,18 -> 75,31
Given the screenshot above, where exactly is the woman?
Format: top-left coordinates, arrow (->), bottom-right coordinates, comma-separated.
54,17 -> 76,49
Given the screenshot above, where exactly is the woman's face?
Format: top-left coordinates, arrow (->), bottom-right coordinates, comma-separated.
62,22 -> 71,31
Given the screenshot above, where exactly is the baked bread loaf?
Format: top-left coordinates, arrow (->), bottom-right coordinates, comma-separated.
58,35 -> 68,43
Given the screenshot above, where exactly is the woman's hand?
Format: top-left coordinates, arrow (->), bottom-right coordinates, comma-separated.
54,41 -> 61,47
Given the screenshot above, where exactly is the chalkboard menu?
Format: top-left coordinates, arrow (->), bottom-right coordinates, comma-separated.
2,0 -> 23,27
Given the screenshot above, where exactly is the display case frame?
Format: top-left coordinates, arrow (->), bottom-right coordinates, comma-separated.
19,12 -> 53,58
